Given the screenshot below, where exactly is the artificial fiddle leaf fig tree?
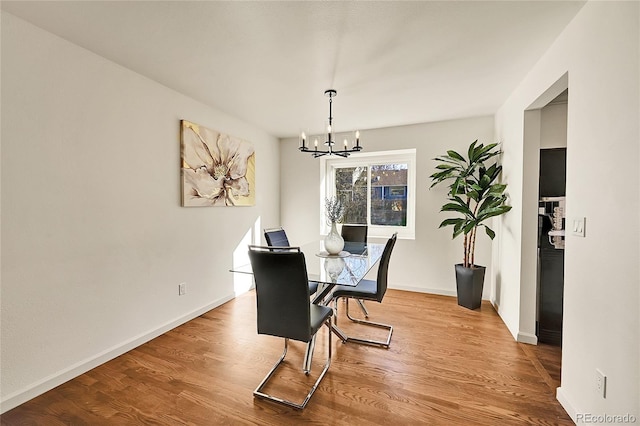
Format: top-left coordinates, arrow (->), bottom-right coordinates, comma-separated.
430,140 -> 512,309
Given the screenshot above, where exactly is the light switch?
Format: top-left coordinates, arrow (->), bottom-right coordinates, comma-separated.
572,217 -> 586,237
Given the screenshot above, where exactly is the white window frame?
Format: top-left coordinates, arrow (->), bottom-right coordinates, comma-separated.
320,149 -> 416,240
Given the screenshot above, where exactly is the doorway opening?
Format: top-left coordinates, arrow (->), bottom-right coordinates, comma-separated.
536,89 -> 567,346
522,76 -> 568,388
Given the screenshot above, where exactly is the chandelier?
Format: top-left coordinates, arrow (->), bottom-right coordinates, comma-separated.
299,89 -> 362,158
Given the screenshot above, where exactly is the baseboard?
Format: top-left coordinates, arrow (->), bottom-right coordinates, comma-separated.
0,293 -> 235,414
389,284 -> 498,303
389,284 -> 457,298
490,298 -> 500,311
556,386 -> 578,423
517,331 -> 538,345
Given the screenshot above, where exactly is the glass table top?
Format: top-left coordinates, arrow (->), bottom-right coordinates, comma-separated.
230,240 -> 385,287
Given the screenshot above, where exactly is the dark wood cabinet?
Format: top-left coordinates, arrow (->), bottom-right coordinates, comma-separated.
539,148 -> 566,197
537,147 -> 566,347
538,247 -> 564,346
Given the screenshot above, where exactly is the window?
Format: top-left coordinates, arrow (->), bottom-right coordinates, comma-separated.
321,149 -> 416,239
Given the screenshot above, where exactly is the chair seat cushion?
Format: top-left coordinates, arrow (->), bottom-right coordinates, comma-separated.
310,304 -> 333,336
332,279 -> 378,301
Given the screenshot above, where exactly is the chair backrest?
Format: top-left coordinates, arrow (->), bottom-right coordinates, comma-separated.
264,227 -> 290,248
248,245 -> 312,342
341,224 -> 368,243
375,233 -> 397,302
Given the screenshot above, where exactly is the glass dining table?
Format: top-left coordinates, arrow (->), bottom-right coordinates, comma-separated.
230,240 -> 386,369
231,240 -> 385,304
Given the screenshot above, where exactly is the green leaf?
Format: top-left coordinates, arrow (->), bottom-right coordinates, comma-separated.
475,143 -> 499,159
477,196 -> 499,213
473,145 -> 500,164
439,218 -> 464,228
452,195 -> 467,206
485,163 -> 497,177
467,190 -> 480,202
483,165 -> 501,183
488,184 -> 507,195
430,170 -> 453,180
446,150 -> 465,161
462,221 -> 476,234
484,226 -> 496,239
467,140 -> 478,160
435,164 -> 455,170
450,178 -> 464,196
434,157 -> 464,166
453,222 -> 468,238
477,205 -> 512,222
471,144 -> 484,161
441,202 -> 471,215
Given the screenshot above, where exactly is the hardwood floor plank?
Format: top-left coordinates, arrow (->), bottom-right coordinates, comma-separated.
1,290 -> 570,425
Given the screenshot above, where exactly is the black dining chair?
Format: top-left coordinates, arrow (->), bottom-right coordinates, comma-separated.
248,245 -> 333,410
340,224 -> 370,317
263,227 -> 290,248
331,233 -> 397,348
341,224 -> 368,244
264,227 -> 318,295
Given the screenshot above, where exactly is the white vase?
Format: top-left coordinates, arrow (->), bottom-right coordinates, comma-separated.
324,222 -> 344,255
324,257 -> 345,282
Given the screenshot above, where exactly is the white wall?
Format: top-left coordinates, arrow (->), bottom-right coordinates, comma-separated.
541,102 -> 568,149
0,13 -> 280,412
495,1 -> 639,420
280,117 -> 495,298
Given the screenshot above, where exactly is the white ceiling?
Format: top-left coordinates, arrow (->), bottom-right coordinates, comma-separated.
2,1 -> 585,138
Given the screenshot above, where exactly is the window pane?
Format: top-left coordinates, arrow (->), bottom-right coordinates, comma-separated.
370,164 -> 408,226
335,166 -> 368,224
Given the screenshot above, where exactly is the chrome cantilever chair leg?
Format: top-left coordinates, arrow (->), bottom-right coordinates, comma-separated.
254,321 -> 332,410
303,334 -> 316,374
335,297 -> 393,348
339,297 -> 368,318
302,283 -> 335,372
356,299 -> 369,317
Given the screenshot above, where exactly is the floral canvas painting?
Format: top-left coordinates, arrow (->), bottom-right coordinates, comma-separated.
181,120 -> 255,206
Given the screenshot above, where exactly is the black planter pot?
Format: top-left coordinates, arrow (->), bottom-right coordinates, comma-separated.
455,264 -> 486,310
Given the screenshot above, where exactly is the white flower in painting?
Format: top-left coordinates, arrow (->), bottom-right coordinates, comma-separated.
182,123 -> 254,206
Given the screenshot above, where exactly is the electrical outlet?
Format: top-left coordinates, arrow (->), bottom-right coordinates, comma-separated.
596,369 -> 606,398
178,282 -> 186,296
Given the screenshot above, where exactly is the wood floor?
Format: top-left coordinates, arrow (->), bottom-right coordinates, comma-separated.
1,290 -> 571,425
